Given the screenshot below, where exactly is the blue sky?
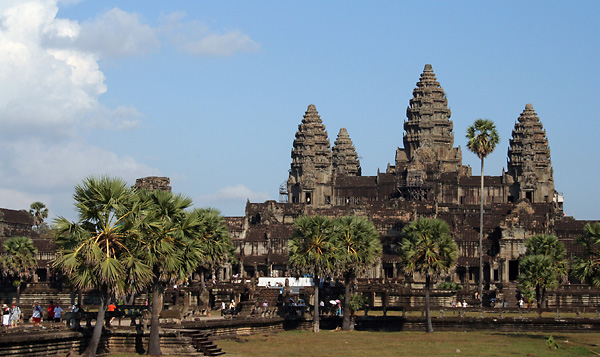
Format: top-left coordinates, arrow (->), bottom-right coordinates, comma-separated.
1,1 -> 599,221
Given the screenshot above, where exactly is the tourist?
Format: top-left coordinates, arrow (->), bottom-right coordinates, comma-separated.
9,302 -> 21,328
229,300 -> 236,315
53,302 -> 63,323
519,298 -> 524,308
2,304 -> 10,331
32,301 -> 43,327
451,300 -> 456,308
108,301 -> 117,325
462,300 -> 468,308
47,300 -> 56,322
70,303 -> 79,329
456,300 -> 462,308
220,301 -> 226,316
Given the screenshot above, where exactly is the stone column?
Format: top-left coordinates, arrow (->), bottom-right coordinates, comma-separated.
502,259 -> 509,282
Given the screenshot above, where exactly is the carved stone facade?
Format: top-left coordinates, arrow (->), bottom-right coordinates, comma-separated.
0,208 -> 33,238
134,176 -> 172,191
229,64 -> 595,300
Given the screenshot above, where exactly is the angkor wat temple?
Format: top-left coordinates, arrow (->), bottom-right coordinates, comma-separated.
225,64 -> 593,301
1,65 -> 596,309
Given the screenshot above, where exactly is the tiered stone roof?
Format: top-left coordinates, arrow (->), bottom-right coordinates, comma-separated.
332,128 -> 361,176
290,104 -> 331,173
403,64 -> 454,159
507,104 -> 553,191
395,64 -> 462,176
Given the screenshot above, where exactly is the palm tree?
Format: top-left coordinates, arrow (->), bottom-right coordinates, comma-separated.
399,218 -> 458,333
29,201 -> 49,232
53,176 -> 151,357
517,234 -> 568,308
466,118 -> 500,305
192,208 -> 235,290
134,189 -> 206,356
288,215 -> 336,333
0,236 -> 38,304
573,222 -> 600,288
333,216 -> 382,331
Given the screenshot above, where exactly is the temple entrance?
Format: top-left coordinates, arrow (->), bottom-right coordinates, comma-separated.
508,259 -> 519,281
35,268 -> 47,282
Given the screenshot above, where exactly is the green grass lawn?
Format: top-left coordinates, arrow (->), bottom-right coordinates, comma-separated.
217,330 -> 600,356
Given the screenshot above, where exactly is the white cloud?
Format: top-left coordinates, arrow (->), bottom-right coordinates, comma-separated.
1,139 -> 156,189
0,1 -> 110,140
160,12 -> 260,56
0,1 -> 260,219
200,185 -> 271,204
74,8 -> 160,58
0,1 -> 157,220
0,188 -> 51,213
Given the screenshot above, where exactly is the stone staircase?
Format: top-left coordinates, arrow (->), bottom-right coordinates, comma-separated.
182,331 -> 226,356
500,282 -> 520,308
256,288 -> 280,307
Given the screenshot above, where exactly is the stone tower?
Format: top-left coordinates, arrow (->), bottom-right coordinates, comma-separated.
394,64 -> 463,186
332,128 -> 361,177
506,104 -> 555,203
287,104 -> 333,205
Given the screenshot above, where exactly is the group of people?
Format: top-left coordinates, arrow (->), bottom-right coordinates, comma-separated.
1,302 -> 21,331
220,299 -> 237,316
1,300 -> 69,332
450,299 -> 469,308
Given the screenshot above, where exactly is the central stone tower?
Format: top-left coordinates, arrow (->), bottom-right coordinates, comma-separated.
392,64 -> 464,200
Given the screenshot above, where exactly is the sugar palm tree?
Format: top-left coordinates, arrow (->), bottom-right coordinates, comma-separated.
134,189 -> 205,356
466,119 -> 500,305
399,218 -> 458,333
288,215 -> 336,333
333,216 -> 382,331
192,208 -> 235,289
53,176 -> 151,357
0,236 -> 38,304
573,222 -> 600,288
517,234 -> 568,308
29,201 -> 49,232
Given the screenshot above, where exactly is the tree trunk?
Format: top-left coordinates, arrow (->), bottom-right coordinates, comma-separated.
313,276 -> 320,333
342,271 -> 354,331
541,287 -> 547,309
425,275 -> 433,333
479,157 -> 485,306
126,293 -> 135,305
200,270 -> 206,291
85,286 -> 108,357
148,276 -> 164,356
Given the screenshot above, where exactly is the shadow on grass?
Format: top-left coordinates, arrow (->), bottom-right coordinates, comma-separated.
490,332 -> 565,341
